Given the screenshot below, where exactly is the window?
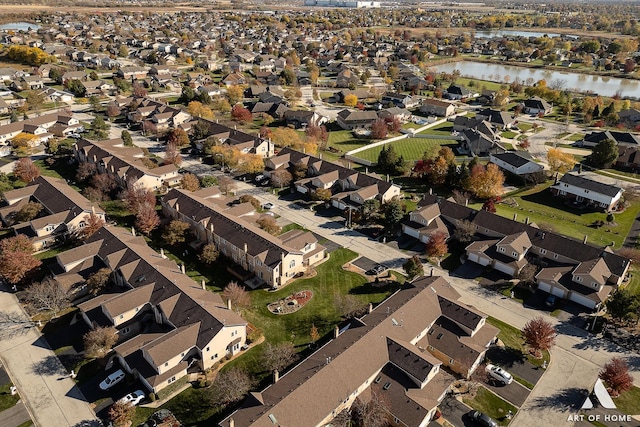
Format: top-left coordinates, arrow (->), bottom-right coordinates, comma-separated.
121,327 -> 130,334
499,247 -> 505,253
289,260 -> 296,269
181,352 -> 185,357
575,276 -> 583,282
214,353 -> 218,359
168,376 -> 176,384
165,362 -> 169,367
512,252 -> 518,257
539,248 -> 547,255
584,190 -> 589,194
592,282 -> 598,288
206,346 -> 210,352
119,314 -> 123,319
554,254 -> 559,259
449,358 -> 455,364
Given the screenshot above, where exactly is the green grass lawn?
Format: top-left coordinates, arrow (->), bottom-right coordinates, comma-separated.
327,129 -> 368,154
470,183 -> 640,249
517,123 -> 533,132
224,248 -> 395,380
501,131 -> 518,139
462,386 -> 518,426
132,387 -> 222,427
417,122 -> 454,135
623,267 -> 640,296
566,133 -> 585,141
0,382 -> 20,412
615,385 -> 640,416
487,317 -> 550,368
354,138 -> 454,163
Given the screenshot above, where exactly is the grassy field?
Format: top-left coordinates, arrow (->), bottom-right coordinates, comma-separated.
615,386 -> 640,416
353,138 -> 454,163
132,387 -> 222,427
417,122 -> 455,135
327,129 -> 368,154
223,248 -> 395,379
462,386 -> 518,426
470,183 -> 640,249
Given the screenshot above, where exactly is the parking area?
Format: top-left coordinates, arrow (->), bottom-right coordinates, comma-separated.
439,395 -> 475,427
351,257 -> 387,275
481,375 -> 530,407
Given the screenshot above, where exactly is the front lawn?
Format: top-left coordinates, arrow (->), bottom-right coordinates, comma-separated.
354,138 -> 454,163
623,267 -> 640,296
132,387 -> 222,427
471,183 -> 640,249
327,129 -> 368,154
462,386 -> 517,426
0,382 -> 20,412
487,317 -> 550,368
615,385 -> 640,416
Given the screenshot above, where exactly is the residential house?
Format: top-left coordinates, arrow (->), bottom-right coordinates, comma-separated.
401,203 -> 450,243
268,148 -> 401,210
335,68 -> 360,88
420,99 -> 456,117
522,97 -> 553,116
578,130 -> 640,148
0,176 -> 105,251
0,111 -> 78,146
475,108 -> 516,130
74,138 -> 182,190
11,75 -> 44,91
489,151 -> 544,177
377,107 -> 412,123
61,71 -> 88,84
381,92 -> 420,109
192,119 -> 274,158
283,110 -> 328,129
618,108 -> 640,128
161,188 -> 326,288
220,275 -> 498,427
336,109 -> 378,130
116,66 -> 149,80
550,172 -> 623,212
413,194 -> 630,309
460,128 -> 505,157
444,84 -> 477,100
222,72 -> 247,87
55,226 -> 247,395
616,145 -> 640,171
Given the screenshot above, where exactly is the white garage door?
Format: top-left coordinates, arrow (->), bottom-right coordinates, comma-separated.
494,262 -> 515,276
537,281 -> 552,293
569,292 -> 597,309
468,253 -> 480,264
551,287 -> 566,298
402,226 -> 420,239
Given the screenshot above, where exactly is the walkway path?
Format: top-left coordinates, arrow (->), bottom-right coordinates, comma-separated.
0,287 -> 99,427
238,182 -> 640,426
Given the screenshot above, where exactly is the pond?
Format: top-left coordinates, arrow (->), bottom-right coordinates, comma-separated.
0,22 -> 41,31
429,61 -> 640,98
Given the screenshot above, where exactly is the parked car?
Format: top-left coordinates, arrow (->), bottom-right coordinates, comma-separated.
470,410 -> 498,427
262,202 -> 274,210
545,294 -> 558,308
485,364 -> 513,385
99,369 -> 125,391
119,390 -> 145,406
365,264 -> 386,275
68,133 -> 82,139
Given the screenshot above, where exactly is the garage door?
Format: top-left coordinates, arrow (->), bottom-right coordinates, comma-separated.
402,225 -> 420,239
468,253 -> 480,264
494,262 -> 515,276
569,292 -> 597,309
537,281 -> 552,293
551,287 -> 566,298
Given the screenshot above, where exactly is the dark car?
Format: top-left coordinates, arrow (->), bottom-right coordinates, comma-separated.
545,294 -> 558,308
365,264 -> 386,275
470,410 -> 498,427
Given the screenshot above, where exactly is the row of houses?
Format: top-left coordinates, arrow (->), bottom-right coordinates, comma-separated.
221,275 -> 499,427
0,111 -> 82,147
403,193 -> 630,309
0,176 -> 106,252
265,147 -> 402,210
161,187 -> 326,289
52,226 -> 247,396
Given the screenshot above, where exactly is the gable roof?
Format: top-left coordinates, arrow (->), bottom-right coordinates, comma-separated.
558,172 -> 622,198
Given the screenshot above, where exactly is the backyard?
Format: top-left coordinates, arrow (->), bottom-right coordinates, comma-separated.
462,386 -> 518,426
470,182 -> 640,249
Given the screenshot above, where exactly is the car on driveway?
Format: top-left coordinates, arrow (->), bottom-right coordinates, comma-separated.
119,390 -> 145,406
470,410 -> 498,427
545,294 -> 558,308
365,264 -> 386,275
262,202 -> 274,210
99,369 -> 125,391
485,364 -> 513,385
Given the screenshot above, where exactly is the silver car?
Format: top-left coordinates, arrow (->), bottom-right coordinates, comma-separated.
485,364 -> 513,385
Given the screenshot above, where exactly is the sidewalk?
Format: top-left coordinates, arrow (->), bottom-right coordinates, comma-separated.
0,288 -> 99,427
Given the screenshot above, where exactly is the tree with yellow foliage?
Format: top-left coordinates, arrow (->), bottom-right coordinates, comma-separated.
467,163 -> 505,199
237,153 -> 265,175
344,94 -> 358,107
209,145 -> 241,169
10,132 -> 37,149
187,101 -> 214,120
547,148 -> 577,176
226,85 -> 245,105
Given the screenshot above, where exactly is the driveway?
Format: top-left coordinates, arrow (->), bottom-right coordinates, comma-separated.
451,261 -> 484,279
486,347 -> 544,386
439,395 -> 475,427
482,375 -> 530,407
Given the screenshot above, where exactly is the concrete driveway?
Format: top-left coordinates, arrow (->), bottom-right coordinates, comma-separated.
439,395 -> 475,427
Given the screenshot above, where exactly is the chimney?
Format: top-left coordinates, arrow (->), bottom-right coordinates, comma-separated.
229,419 -> 235,427
334,325 -> 339,338
181,264 -> 186,274
244,243 -> 248,253
91,205 -> 95,214
368,302 -> 373,313
227,298 -> 232,310
513,213 -> 517,221
131,227 -> 136,236
365,167 -> 368,174
583,235 -> 588,244
525,216 -> 529,224
201,279 -> 206,290
281,252 -> 285,263
386,174 -> 389,182
273,370 -> 279,383
429,187 -> 433,195
465,198 -> 468,207
175,202 -> 179,211
160,248 -> 166,258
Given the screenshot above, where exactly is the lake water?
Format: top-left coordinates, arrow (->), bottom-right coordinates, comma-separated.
429,61 -> 640,98
0,22 -> 41,31
474,29 -> 571,39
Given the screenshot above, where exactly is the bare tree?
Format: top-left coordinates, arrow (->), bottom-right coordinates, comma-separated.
85,268 -> 112,296
256,217 -> 281,235
161,220 -> 190,246
181,173 -> 200,192
209,368 -> 253,406
135,202 -> 160,235
218,175 -> 237,195
516,264 -> 538,285
270,169 -> 293,189
262,342 -> 298,373
23,279 -> 70,318
453,220 -> 475,243
78,213 -> 105,240
351,390 -> 391,427
599,357 -> 634,397
522,317 -> 556,358
222,281 -> 251,309
334,293 -> 367,319
84,326 -> 118,359
124,185 -> 156,215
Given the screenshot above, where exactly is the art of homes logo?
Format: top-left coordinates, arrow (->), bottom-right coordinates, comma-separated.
566,378 -> 635,424
566,414 -> 633,423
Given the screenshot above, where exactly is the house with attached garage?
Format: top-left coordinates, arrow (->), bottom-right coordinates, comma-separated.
0,176 -> 105,252
411,194 -> 630,310
220,275 -> 498,427
420,98 -> 456,117
522,96 -> 553,116
489,151 -> 544,177
401,203 -> 450,244
550,172 -> 623,212
578,130 -> 640,148
53,226 -> 247,397
336,109 -> 379,130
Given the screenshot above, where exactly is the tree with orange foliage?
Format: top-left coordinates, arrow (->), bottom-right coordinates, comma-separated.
135,202 -> 160,235
0,234 -> 41,285
13,158 -> 41,183
599,357 -> 634,396
426,230 -> 448,259
547,148 -> 577,176
79,213 -> 105,240
522,317 -> 556,358
467,163 -> 505,199
231,104 -> 253,122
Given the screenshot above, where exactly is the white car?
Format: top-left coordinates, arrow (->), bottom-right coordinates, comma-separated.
485,364 -> 513,385
99,369 -> 125,391
119,390 -> 145,406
